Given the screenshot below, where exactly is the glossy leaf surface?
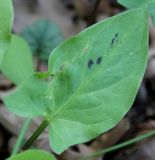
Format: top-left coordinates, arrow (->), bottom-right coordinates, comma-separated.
7,150 -> 56,160
4,8 -> 148,154
118,0 -> 155,25
0,0 -> 14,62
0,35 -> 34,85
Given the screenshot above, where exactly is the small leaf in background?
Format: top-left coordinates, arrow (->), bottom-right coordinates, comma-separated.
7,150 -> 56,160
0,35 -> 34,85
4,7 -> 148,154
148,1 -> 155,25
118,0 -> 155,26
118,0 -> 147,8
0,0 -> 14,63
21,19 -> 64,61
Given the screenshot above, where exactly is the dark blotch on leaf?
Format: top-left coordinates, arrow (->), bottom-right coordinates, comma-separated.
60,65 -> 65,71
111,32 -> 119,46
88,59 -> 94,69
115,32 -> 118,38
96,56 -> 102,64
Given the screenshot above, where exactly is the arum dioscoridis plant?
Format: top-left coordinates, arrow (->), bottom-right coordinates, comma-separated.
0,0 -> 155,159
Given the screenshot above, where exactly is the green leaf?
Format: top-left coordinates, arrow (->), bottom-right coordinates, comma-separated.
118,0 -> 155,25
0,35 -> 34,85
118,0 -> 147,8
0,0 -> 14,63
4,7 -> 148,154
21,19 -> 64,61
148,1 -> 155,25
7,150 -> 56,160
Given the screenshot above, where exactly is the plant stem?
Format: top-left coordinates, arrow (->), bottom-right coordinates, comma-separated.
22,119 -> 49,150
11,118 -> 32,156
80,130 -> 155,160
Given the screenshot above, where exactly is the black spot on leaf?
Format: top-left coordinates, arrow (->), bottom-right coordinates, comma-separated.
88,59 -> 94,69
96,56 -> 102,64
60,65 -> 65,71
111,32 -> 119,46
115,32 -> 118,38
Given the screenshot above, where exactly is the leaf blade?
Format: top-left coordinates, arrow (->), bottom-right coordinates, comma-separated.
48,7 -> 148,153
0,0 -> 14,62
118,0 -> 147,9
7,150 -> 56,160
21,20 -> 64,61
0,35 -> 34,85
118,0 -> 155,25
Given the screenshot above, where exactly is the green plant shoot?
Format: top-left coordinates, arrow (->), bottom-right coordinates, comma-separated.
4,7 -> 148,154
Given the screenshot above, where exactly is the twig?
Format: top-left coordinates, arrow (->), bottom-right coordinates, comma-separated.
87,0 -> 102,27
